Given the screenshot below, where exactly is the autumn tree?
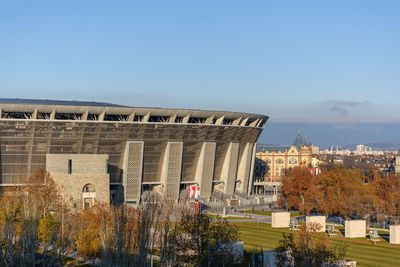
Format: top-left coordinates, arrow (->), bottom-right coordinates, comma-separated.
38,214 -> 58,244
174,213 -> 239,266
282,167 -> 321,214
317,166 -> 376,219
275,222 -> 347,267
25,168 -> 64,218
75,203 -> 112,257
375,174 -> 400,224
0,169 -> 67,266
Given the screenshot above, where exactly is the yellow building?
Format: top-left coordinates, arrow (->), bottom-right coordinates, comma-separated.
255,144 -> 313,182
253,130 -> 318,196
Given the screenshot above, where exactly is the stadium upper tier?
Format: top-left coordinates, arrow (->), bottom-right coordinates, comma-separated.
0,99 -> 268,204
0,98 -> 267,127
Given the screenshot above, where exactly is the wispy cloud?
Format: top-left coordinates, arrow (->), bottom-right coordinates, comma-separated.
326,100 -> 371,106
329,106 -> 348,116
267,100 -> 400,123
326,100 -> 371,117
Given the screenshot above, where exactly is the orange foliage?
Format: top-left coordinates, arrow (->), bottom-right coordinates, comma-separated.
282,168 -> 321,214
75,204 -> 111,257
75,204 -> 139,257
375,174 -> 400,220
318,167 -> 376,218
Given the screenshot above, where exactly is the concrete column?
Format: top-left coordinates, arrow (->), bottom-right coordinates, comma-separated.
123,141 -> 144,205
160,142 -> 183,199
194,142 -> 216,199
247,143 -> 257,196
220,142 -> 239,196
236,142 -> 253,195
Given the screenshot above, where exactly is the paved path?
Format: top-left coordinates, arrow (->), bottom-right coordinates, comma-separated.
217,210 -> 272,223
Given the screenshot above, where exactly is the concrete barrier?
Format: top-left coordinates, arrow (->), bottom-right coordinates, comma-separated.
390,225 -> 400,244
306,216 -> 326,232
272,212 -> 290,228
345,220 -> 366,238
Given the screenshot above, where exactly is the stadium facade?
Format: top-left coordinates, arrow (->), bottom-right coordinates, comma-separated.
0,99 -> 268,206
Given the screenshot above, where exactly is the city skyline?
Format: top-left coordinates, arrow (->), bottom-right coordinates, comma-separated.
259,123 -> 400,149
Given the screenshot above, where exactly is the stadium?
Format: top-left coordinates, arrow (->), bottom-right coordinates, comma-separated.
0,99 -> 268,206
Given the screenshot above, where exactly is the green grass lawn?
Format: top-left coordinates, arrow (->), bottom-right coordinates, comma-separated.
239,210 -> 304,217
235,222 -> 400,267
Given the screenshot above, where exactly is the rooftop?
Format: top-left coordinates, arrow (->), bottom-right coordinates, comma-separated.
0,98 -> 126,107
0,98 -> 268,128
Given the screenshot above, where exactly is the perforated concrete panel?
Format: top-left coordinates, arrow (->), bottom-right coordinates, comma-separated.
345,220 -> 366,238
390,225 -> 400,244
306,216 -> 326,232
161,142 -> 183,198
271,212 -> 290,228
123,141 -> 144,203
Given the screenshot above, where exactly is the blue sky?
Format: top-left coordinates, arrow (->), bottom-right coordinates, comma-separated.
1,1 -> 399,146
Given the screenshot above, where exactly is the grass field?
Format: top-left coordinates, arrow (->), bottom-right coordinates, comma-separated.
235,222 -> 400,267
238,210 -> 304,217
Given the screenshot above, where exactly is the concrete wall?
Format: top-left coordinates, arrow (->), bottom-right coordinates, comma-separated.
46,154 -> 108,174
51,173 -> 110,205
306,216 -> 326,232
271,212 -> 290,228
390,225 -> 400,244
345,220 -> 366,238
46,154 -> 110,206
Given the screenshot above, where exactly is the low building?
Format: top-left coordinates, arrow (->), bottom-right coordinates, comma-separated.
46,154 -> 110,208
253,130 -> 319,197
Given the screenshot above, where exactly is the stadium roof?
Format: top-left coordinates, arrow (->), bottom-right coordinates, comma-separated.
0,98 -> 268,128
0,98 -> 126,107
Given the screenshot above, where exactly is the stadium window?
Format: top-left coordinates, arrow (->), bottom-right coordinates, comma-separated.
68,159 -> 72,174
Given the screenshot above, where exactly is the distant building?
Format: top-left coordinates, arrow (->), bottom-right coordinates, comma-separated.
321,145 -> 383,156
392,151 -> 400,175
253,130 -> 319,196
356,144 -> 365,154
328,146 -> 342,155
355,144 -> 373,155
